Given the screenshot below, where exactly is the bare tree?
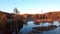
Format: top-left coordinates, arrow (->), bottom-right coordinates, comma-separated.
13,8 -> 20,34
13,8 -> 19,14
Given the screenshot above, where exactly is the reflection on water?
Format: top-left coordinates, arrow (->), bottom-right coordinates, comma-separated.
29,25 -> 57,34
13,21 -> 60,34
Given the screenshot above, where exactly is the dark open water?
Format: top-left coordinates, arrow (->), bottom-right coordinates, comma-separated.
13,21 -> 60,34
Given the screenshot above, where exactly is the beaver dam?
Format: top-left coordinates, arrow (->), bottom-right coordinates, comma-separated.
0,11 -> 60,34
